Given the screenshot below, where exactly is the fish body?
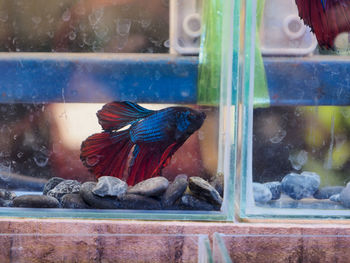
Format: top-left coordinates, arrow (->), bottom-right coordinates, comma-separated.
295,0 -> 350,49
80,101 -> 206,185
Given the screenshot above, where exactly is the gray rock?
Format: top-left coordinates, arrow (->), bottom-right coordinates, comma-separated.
253,183 -> 272,203
210,173 -> 224,197
128,177 -> 169,197
80,182 -> 121,209
47,180 -> 81,201
339,187 -> 350,208
264,181 -> 281,200
0,199 -> 13,207
120,194 -> 161,210
162,174 -> 188,208
180,194 -> 218,211
330,194 -> 340,202
13,195 -> 59,208
92,176 -> 128,198
281,172 -> 320,200
43,177 -> 65,195
313,186 -> 344,199
188,177 -> 223,206
61,194 -> 90,209
0,189 -> 16,200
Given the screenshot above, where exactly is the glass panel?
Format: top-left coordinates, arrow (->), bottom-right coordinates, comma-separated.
0,233 -> 212,263
213,233 -> 350,263
240,0 -> 350,218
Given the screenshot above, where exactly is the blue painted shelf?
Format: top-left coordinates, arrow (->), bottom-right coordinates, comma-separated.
264,56 -> 350,106
0,53 -> 198,104
0,53 -> 349,106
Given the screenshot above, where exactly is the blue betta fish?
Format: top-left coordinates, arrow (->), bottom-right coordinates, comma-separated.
80,101 -> 206,185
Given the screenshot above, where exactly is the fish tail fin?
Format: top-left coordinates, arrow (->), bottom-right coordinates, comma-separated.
127,142 -> 185,185
97,101 -> 154,131
80,130 -> 133,180
127,144 -> 161,185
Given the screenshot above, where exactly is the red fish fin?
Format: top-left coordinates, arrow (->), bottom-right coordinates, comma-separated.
126,144 -> 167,185
80,130 -> 133,179
97,101 -> 154,131
151,141 -> 185,177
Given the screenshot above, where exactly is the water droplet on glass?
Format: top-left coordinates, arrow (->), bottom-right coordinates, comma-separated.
17,152 -> 23,159
47,31 -> 54,38
163,39 -> 170,48
93,25 -> 109,40
0,12 -> 8,23
32,16 -> 42,25
116,18 -> 131,36
289,150 -> 308,170
62,9 -> 71,22
86,155 -> 100,167
33,155 -> 49,167
89,8 -> 104,26
269,129 -> 287,143
0,162 -> 12,181
13,134 -> 17,140
154,71 -> 161,80
141,19 -> 151,28
68,31 -> 76,40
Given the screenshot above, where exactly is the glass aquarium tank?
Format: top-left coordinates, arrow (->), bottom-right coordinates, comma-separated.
0,0 -> 237,221
238,0 -> 350,219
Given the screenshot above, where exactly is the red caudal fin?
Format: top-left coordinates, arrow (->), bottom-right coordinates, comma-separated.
97,101 -> 154,131
126,142 -> 185,185
151,141 -> 185,177
126,143 -> 171,185
80,130 -> 133,180
295,0 -> 350,49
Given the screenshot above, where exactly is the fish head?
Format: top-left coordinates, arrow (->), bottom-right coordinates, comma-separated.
175,108 -> 206,141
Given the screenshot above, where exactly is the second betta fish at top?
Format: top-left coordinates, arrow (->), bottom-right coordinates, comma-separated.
80,101 -> 206,185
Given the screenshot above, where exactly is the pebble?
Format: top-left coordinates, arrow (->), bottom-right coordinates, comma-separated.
313,186 -> 344,199
210,173 -> 224,197
339,187 -> 350,208
47,180 -> 81,201
253,183 -> 272,203
281,172 -> 320,200
162,174 -> 188,208
13,195 -> 59,208
188,177 -> 223,206
127,177 -> 169,197
120,194 -> 161,210
0,199 -> 13,207
92,176 -> 128,198
43,177 -> 65,195
61,194 -> 90,209
0,189 -> 16,200
264,181 -> 281,200
330,194 -> 340,202
0,189 -> 16,207
180,194 -> 218,211
80,182 -> 121,209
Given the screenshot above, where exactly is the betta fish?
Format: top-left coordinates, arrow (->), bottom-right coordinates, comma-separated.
295,0 -> 350,49
80,101 -> 206,185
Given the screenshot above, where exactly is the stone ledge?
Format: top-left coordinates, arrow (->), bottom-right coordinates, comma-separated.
1,218 -> 350,262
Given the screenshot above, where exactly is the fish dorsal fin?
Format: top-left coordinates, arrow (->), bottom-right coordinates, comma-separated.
97,101 -> 154,131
